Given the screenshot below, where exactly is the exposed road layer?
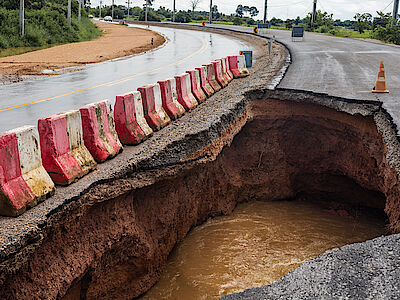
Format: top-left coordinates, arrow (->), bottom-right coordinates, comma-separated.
0,21 -> 164,77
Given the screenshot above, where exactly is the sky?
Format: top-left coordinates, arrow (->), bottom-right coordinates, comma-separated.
91,0 -> 396,21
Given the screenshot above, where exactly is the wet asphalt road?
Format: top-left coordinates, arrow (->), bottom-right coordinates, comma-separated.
189,23 -> 400,129
0,24 -> 250,132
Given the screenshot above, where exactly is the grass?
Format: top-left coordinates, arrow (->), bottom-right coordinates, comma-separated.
0,45 -> 54,58
326,28 -> 371,39
0,7 -> 102,55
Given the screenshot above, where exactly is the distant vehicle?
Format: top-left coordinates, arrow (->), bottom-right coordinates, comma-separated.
88,14 -> 94,19
104,16 -> 112,22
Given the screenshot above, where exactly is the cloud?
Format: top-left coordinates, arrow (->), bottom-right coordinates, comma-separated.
91,0 -> 394,21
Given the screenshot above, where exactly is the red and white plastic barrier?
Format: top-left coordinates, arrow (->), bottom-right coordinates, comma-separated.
203,63 -> 222,92
158,78 -> 186,120
114,92 -> 153,145
38,110 -> 97,185
175,73 -> 199,111
186,69 -> 207,103
218,58 -> 233,83
228,55 -> 249,78
195,66 -> 214,97
212,60 -> 228,88
0,126 -> 55,216
80,100 -> 123,163
222,57 -> 234,81
138,83 -> 171,131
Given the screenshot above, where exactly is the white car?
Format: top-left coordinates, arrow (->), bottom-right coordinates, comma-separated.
88,14 -> 94,19
104,16 -> 112,22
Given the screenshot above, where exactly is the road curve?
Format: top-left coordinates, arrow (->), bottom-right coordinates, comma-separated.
0,24 -> 250,132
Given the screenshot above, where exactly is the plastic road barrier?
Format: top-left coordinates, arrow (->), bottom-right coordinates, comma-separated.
138,84 -> 171,131
203,63 -> 222,92
223,57 -> 234,80
175,73 -> 199,111
114,92 -> 153,145
158,78 -> 186,120
0,126 -> 55,216
186,69 -> 207,103
228,55 -> 249,78
212,60 -> 228,88
38,110 -> 97,185
80,100 -> 123,163
219,58 -> 233,83
195,66 -> 214,97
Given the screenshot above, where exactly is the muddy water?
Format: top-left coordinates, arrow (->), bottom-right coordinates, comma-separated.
141,201 -> 386,300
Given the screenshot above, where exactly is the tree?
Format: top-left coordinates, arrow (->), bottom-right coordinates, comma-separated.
373,11 -> 391,29
285,18 -> 293,29
189,0 -> 201,16
305,10 -> 333,30
243,5 -> 249,16
354,13 -> 372,33
233,16 -> 242,25
249,6 -> 258,17
372,18 -> 400,44
113,7 -> 124,19
235,5 -> 243,17
211,5 -> 219,19
157,6 -> 171,18
175,11 -> 191,22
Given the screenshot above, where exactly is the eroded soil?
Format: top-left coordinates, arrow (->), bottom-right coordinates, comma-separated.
0,21 -> 164,79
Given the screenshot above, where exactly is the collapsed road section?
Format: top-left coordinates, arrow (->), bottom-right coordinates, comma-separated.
1,24 -> 400,300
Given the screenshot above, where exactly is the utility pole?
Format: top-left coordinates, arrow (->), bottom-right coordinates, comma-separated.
311,0 -> 317,23
99,0 -> 102,18
172,0 -> 176,22
145,0 -> 149,22
394,0 -> 400,21
209,0 -> 212,24
263,0 -> 267,24
126,0 -> 130,20
78,0 -> 81,22
112,0 -> 114,20
19,0 -> 24,36
67,0 -> 71,25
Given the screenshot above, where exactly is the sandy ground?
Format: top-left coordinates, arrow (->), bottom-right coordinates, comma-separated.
0,21 -> 165,78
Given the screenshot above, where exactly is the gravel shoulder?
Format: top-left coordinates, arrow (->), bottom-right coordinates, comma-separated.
0,21 -> 165,78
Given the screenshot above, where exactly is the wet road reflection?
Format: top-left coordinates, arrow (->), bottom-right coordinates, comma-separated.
0,25 -> 250,132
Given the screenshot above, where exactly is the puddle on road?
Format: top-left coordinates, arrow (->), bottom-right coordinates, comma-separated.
140,200 -> 386,300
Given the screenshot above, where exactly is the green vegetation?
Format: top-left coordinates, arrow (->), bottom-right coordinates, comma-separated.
267,10 -> 400,45
90,1 -> 400,45
0,0 -> 101,51
91,3 -> 257,25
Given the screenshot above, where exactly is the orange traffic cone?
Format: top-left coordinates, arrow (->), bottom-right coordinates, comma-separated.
372,61 -> 389,93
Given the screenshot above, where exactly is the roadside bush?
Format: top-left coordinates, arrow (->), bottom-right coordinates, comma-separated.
175,11 -> 191,23
232,17 -> 242,26
139,10 -> 161,22
372,20 -> 400,45
317,25 -> 331,33
0,6 -> 101,49
246,18 -> 255,25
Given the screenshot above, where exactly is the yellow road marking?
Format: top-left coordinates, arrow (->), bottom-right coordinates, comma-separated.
0,34 -> 208,113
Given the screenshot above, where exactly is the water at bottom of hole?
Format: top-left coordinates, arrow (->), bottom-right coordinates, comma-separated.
140,200 -> 387,300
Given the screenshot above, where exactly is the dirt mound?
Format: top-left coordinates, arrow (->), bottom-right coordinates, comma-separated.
0,21 -> 165,78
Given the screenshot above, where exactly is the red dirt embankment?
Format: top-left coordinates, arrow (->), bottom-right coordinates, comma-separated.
0,21 -> 165,77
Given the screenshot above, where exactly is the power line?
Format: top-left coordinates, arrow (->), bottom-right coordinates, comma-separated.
383,0 -> 394,12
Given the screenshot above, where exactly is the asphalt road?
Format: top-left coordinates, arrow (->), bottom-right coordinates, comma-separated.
193,24 -> 400,130
0,24 -> 250,132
